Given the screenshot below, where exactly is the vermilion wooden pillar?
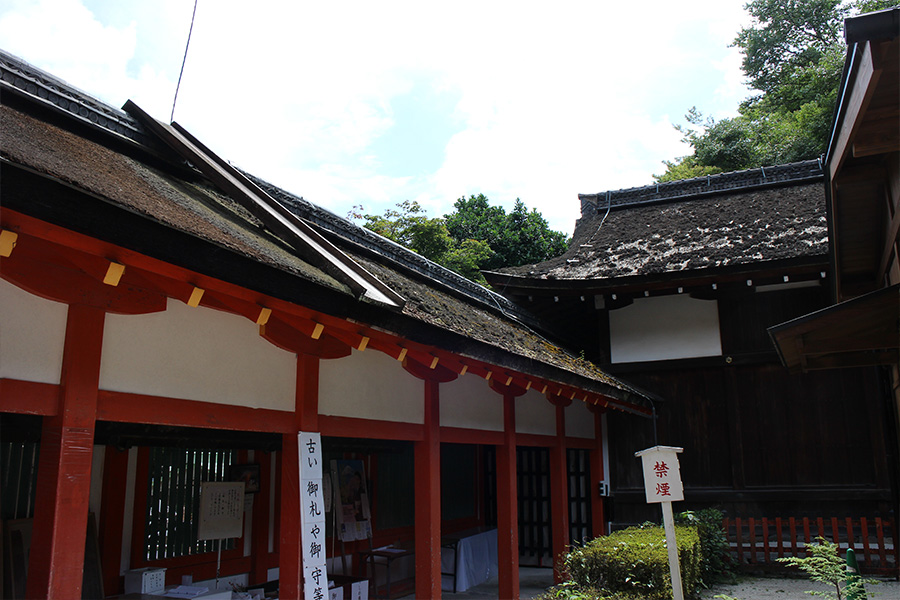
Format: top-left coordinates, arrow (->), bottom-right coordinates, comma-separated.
589,405 -> 607,538
548,397 -> 571,582
251,450 -> 272,585
403,358 -> 456,600
27,304 -> 105,599
415,378 -> 442,599
491,380 -> 525,600
280,353 -> 320,600
99,446 -> 130,595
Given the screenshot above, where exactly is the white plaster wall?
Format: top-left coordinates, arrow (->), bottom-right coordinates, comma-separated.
609,294 -> 721,363
99,299 -> 296,410
318,349 -> 423,423
440,374 -> 503,431
0,278 -> 68,383
565,400 -> 596,439
515,388 -> 555,436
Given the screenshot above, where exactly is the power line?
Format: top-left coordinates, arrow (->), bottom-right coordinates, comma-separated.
171,0 -> 199,123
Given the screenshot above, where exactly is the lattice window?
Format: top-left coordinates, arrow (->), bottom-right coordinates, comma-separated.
567,449 -> 592,544
517,447 -> 551,562
1,441 -> 39,520
145,447 -> 236,561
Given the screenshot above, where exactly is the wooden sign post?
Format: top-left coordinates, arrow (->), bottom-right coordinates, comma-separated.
635,446 -> 685,600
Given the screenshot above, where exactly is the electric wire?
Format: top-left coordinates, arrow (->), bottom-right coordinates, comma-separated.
171,0 -> 199,123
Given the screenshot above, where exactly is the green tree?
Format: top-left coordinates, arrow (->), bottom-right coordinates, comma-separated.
444,194 -> 569,271
656,0 -> 898,181
350,195 -> 569,284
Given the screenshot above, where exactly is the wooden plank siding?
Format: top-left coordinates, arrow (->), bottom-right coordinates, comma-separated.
606,363 -> 892,525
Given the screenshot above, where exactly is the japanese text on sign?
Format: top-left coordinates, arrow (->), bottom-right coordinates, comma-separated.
635,446 -> 684,503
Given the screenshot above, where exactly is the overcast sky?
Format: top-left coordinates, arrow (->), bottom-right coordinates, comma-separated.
0,0 -> 753,234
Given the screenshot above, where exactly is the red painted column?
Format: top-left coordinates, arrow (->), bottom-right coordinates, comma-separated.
251,450 -> 272,585
415,378 -> 441,599
280,354 -> 320,600
496,392 -> 520,600
589,406 -> 607,538
27,304 -> 105,599
549,402 -> 570,582
99,446 -> 130,595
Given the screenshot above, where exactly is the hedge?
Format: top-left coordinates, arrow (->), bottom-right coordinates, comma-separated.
561,524 -> 702,599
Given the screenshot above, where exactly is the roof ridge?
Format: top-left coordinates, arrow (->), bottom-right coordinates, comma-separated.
0,48 -> 150,145
245,173 -> 549,329
579,160 -> 824,216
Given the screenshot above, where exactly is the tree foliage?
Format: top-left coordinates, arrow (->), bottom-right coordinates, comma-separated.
656,0 -> 898,181
350,195 -> 569,285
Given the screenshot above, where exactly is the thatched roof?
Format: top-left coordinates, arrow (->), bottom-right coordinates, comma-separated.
0,48 -> 652,410
490,162 -> 827,284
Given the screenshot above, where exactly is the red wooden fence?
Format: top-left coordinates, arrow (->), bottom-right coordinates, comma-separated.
724,517 -> 899,577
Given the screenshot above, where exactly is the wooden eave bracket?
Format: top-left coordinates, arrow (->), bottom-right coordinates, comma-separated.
827,40 -> 883,177
122,100 -> 405,309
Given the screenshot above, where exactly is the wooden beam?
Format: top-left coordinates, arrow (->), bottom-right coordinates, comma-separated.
828,40 -> 883,177
27,305 -> 105,599
403,355 -> 458,383
0,378 -> 59,415
852,116 -> 900,157
802,349 -> 899,370
96,390 -> 296,433
440,426 -> 505,446
325,327 -> 370,351
318,415 -> 425,441
260,315 -> 351,359
1,254 -> 166,314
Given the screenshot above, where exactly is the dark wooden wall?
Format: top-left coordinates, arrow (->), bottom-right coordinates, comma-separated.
607,363 -> 894,525
597,284 -> 896,525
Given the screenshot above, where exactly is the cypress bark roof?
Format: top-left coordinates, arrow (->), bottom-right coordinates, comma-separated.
0,48 -> 651,410
492,163 -> 828,283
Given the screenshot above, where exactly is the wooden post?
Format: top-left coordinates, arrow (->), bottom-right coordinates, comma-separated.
27,304 -> 105,599
589,405 -> 606,538
403,358 -> 456,600
251,451 -> 272,585
496,389 -> 520,600
280,354 -> 320,600
661,501 -> 685,600
549,399 -> 571,582
99,446 -> 130,595
415,378 -> 442,599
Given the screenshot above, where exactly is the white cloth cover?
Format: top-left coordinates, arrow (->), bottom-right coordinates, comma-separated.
440,529 -> 498,592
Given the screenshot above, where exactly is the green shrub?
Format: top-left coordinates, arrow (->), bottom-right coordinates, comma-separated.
778,537 -> 878,600
561,524 -> 702,600
676,508 -> 735,585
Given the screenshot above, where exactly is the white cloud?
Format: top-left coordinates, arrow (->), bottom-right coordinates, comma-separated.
0,0 -> 753,235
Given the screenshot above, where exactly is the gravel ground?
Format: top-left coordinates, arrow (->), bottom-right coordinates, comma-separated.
700,577 -> 900,599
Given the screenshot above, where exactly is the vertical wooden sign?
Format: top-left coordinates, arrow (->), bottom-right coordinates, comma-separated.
300,432 -> 329,600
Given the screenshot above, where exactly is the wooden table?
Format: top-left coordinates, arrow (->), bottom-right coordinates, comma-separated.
357,546 -> 415,599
